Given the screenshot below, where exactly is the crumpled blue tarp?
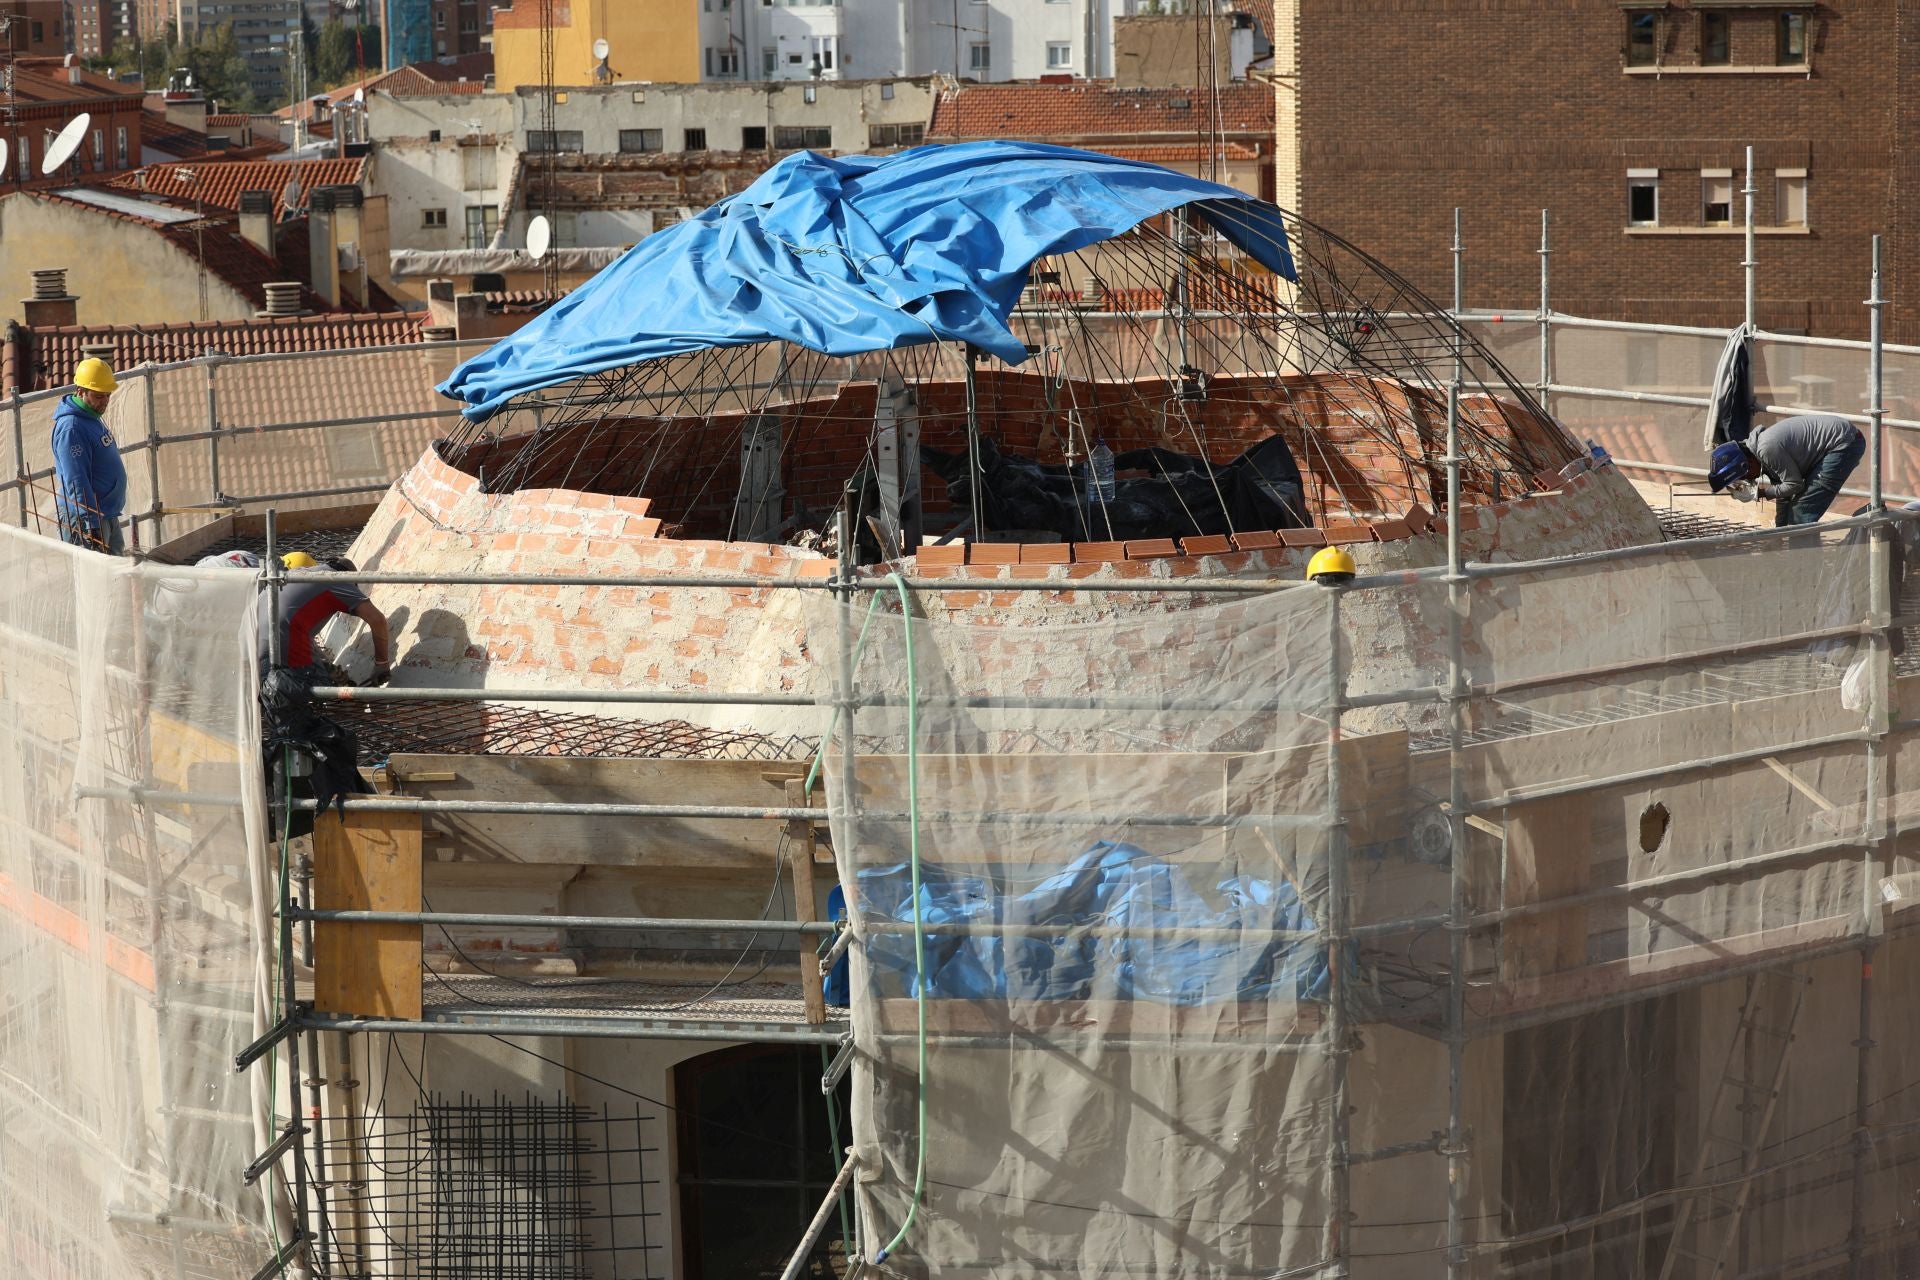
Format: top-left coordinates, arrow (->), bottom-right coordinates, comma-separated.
440,141 -> 1296,420
858,840 -> 1328,1005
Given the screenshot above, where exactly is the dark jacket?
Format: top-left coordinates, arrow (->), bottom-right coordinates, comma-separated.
52,395 -> 127,525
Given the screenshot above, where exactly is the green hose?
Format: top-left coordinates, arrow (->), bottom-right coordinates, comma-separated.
872,570 -> 924,1265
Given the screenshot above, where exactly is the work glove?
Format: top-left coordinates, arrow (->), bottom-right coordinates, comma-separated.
368,662 -> 392,687
1728,481 -> 1758,503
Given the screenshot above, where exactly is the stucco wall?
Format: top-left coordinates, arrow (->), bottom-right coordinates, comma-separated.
0,196 -> 255,329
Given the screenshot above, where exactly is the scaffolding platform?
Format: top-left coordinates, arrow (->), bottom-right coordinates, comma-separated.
309,973 -> 848,1044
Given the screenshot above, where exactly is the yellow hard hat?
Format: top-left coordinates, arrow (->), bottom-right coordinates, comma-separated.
1306,544 -> 1357,585
73,357 -> 117,394
281,551 -> 318,569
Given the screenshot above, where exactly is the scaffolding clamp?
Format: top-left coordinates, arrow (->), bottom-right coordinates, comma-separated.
242,1122 -> 310,1187
245,1228 -> 308,1280
234,1002 -> 309,1073
821,1031 -> 856,1095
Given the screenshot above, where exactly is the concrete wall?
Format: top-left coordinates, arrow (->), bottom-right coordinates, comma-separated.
0,196 -> 255,329
493,0 -> 703,92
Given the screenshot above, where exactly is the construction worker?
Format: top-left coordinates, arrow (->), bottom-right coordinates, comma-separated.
52,357 -> 126,554
1709,414 -> 1866,527
261,552 -> 393,684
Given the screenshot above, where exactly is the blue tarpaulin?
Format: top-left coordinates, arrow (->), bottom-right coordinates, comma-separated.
857,841 -> 1329,1006
440,141 -> 1297,420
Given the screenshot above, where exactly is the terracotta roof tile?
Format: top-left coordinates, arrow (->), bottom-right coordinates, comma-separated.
109,158 -> 365,220
13,313 -> 425,392
141,107 -> 286,160
1096,142 -> 1259,163
929,81 -> 1272,141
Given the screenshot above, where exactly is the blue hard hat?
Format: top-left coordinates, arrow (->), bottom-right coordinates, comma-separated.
1708,439 -> 1752,492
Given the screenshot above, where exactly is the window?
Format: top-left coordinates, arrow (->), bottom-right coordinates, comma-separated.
763,45 -> 777,76
1626,11 -> 1657,66
16,137 -> 28,181
1699,12 -> 1728,65
773,125 -> 832,149
422,207 -> 448,228
706,46 -> 739,76
115,126 -> 127,167
1776,169 -> 1807,226
434,8 -> 444,24
742,125 -> 767,149
1701,170 -> 1732,225
880,82 -> 895,100
803,84 -> 817,103
552,212 -> 578,247
1046,41 -> 1072,68
463,205 -> 498,249
868,122 -> 925,148
685,127 -> 708,150
1777,12 -> 1807,65
91,129 -> 103,168
525,129 -> 583,153
30,19 -> 41,40
969,41 -> 991,71
1627,170 -> 1659,225
619,128 -> 664,153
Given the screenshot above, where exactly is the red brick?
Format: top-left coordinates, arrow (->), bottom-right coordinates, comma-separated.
1404,505 -> 1434,534
1125,538 -> 1180,559
1019,543 -> 1073,564
1369,518 -> 1413,541
1230,530 -> 1282,551
916,544 -> 967,568
1322,523 -> 1373,545
1280,527 -> 1328,548
1072,541 -> 1129,563
969,543 -> 1022,566
1180,534 -> 1233,557
1533,470 -> 1565,493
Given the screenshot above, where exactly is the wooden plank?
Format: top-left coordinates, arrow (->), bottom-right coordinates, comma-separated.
314,808 -> 423,1019
787,778 -> 827,1025
389,753 -> 808,868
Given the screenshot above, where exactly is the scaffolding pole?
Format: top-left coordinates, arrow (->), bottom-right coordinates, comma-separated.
1537,208 -> 1551,413
1443,205 -> 1471,1280
1744,144 -> 1757,329
1850,233 -> 1890,1279
1323,583 -> 1352,1277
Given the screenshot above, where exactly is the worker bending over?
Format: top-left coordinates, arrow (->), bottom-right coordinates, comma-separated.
1710,414 -> 1866,527
259,552 -> 393,684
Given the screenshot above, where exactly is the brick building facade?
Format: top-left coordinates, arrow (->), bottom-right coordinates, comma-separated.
1282,1 -> 1912,340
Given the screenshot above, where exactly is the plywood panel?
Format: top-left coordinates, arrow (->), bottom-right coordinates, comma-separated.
314,809 -> 423,1019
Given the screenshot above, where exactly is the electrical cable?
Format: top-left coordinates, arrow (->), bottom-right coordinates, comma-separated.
871,570 -> 924,1265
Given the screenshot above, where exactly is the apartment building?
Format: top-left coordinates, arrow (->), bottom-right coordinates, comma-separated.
175,0 -> 301,102
1279,0 -> 1910,340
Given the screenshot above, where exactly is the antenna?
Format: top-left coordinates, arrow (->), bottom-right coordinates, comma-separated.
41,112 -> 89,175
527,213 -> 552,262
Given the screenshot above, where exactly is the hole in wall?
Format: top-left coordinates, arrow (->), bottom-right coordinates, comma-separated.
1638,801 -> 1670,853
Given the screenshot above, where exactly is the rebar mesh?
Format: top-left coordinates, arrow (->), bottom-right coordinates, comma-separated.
338,700 -> 817,765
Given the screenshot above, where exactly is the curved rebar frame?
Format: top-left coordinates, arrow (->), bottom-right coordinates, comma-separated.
436,204 -> 1578,549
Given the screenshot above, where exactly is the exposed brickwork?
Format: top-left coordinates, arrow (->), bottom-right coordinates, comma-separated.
1297,0 -> 1906,340
448,372 -> 1580,543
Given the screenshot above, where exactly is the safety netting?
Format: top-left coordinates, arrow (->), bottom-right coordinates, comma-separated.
821,513 -> 1920,1278
0,525 -> 276,1278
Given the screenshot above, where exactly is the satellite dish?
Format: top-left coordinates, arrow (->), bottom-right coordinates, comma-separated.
527,214 -> 552,262
282,179 -> 301,210
42,112 -> 90,175
593,37 -> 610,61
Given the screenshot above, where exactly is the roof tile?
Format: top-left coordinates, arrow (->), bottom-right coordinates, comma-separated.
929,81 -> 1272,142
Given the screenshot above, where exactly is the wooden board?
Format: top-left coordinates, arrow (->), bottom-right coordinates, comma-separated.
875,996 -> 1324,1039
314,808 -> 423,1019
1500,795 -> 1594,981
389,753 -> 808,868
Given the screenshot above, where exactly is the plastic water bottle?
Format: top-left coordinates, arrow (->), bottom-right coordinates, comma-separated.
1587,439 -> 1612,467
1085,438 -> 1117,504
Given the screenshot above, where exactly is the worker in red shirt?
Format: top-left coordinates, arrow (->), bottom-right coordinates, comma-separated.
259,552 -> 392,683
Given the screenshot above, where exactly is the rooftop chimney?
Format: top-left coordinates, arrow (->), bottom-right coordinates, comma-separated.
307,186 -> 341,307
258,282 -> 307,318
23,269 -> 78,328
314,184 -> 367,309
80,341 -> 117,365
238,189 -> 276,258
